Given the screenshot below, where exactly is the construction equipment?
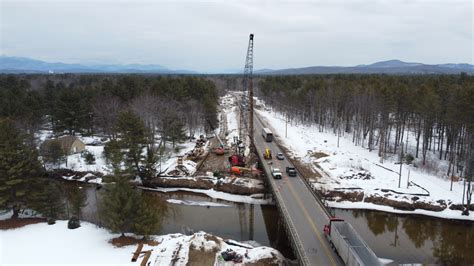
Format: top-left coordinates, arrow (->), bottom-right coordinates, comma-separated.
230,166 -> 262,176
240,33 -> 255,146
263,148 -> 272,160
230,166 -> 250,175
214,147 -> 225,155
229,154 -> 245,167
206,119 -> 224,147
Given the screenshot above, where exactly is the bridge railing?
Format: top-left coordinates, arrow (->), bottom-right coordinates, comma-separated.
256,150 -> 310,266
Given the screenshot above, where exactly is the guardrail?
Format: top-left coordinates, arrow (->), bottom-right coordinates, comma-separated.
256,150 -> 310,266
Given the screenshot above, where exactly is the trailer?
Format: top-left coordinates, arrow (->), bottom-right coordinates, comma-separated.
324,218 -> 381,266
262,127 -> 273,142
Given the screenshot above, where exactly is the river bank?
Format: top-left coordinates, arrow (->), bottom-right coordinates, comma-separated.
0,219 -> 290,265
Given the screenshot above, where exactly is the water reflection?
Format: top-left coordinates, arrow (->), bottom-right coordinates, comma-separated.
333,209 -> 474,265
69,184 -> 295,259
59,182 -> 473,265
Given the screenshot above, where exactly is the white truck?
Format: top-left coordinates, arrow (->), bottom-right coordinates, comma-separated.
324,218 -> 381,266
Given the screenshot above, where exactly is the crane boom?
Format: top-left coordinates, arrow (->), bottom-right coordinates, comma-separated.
242,33 -> 254,146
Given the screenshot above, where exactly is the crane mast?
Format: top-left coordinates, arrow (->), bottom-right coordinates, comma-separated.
242,33 -> 254,147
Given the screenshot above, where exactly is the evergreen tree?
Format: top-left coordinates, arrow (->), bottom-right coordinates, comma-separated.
104,139 -> 124,175
142,147 -> 158,180
0,119 -> 43,218
52,87 -> 91,135
40,140 -> 66,168
100,176 -> 139,236
133,195 -> 161,239
63,185 -> 87,219
82,150 -> 96,165
116,110 -> 148,175
29,181 -> 65,224
167,121 -> 186,148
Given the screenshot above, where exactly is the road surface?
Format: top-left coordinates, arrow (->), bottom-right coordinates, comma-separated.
253,113 -> 343,266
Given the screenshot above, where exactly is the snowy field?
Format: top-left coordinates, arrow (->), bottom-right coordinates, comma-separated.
0,221 -> 286,266
253,98 -> 472,221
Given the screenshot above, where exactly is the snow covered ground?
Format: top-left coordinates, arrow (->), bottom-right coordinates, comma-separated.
221,94 -> 239,147
0,221 -> 286,265
254,98 -> 473,221
37,129 -> 198,184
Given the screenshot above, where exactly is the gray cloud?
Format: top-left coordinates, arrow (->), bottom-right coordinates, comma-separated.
1,0 -> 472,72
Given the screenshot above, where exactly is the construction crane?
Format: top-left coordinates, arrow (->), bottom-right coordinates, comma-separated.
240,33 -> 255,148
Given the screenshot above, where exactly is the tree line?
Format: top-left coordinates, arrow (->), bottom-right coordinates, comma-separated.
258,74 -> 474,214
0,74 -> 218,138
0,74 -> 219,235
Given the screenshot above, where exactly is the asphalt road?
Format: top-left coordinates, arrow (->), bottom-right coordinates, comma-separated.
253,113 -> 343,266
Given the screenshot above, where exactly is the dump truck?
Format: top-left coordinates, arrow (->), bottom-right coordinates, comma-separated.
324,218 -> 381,266
263,148 -> 272,159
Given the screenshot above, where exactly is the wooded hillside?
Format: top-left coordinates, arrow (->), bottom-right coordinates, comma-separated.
258,74 -> 474,183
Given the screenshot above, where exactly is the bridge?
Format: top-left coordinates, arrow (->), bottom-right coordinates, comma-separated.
253,112 -> 343,266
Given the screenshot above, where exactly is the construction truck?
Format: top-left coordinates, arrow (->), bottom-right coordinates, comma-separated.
263,148 -> 272,160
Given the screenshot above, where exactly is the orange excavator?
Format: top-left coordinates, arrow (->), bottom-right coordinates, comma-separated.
230,166 -> 262,176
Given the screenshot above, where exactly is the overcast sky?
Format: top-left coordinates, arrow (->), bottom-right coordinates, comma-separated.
1,0 -> 473,72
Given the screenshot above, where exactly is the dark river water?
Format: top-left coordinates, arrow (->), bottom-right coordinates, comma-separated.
73,183 -> 473,265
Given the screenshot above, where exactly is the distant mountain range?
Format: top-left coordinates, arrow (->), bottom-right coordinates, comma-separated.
256,60 -> 474,75
1,56 -> 472,75
0,56 -> 196,74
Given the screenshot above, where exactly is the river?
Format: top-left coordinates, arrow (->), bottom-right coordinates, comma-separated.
73,183 -> 473,265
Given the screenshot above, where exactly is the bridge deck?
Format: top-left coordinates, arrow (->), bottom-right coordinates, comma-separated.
254,114 -> 343,266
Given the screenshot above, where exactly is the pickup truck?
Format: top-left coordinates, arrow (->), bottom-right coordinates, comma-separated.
286,166 -> 297,177
271,168 -> 282,179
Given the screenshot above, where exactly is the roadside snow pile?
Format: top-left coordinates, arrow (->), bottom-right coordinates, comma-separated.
0,221 -> 287,265
256,107 -> 473,221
